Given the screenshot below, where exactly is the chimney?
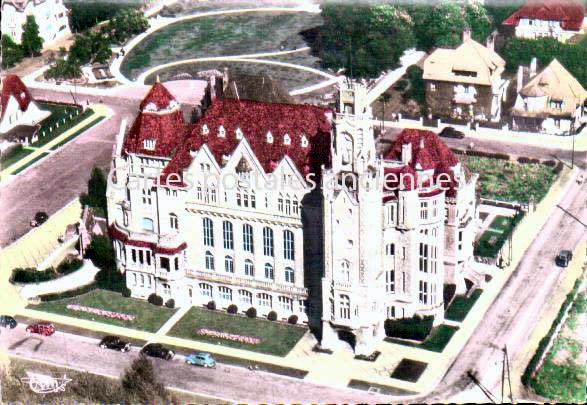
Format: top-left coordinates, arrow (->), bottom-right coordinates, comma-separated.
222,67 -> 229,91
209,75 -> 217,103
530,57 -> 537,77
463,27 -> 472,42
401,143 -> 412,165
517,65 -> 524,93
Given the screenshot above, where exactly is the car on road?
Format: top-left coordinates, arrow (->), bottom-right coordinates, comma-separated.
140,343 -> 174,360
30,211 -> 48,227
0,315 -> 17,329
185,352 -> 216,368
555,250 -> 573,267
99,335 -> 131,352
25,321 -> 55,336
439,126 -> 465,139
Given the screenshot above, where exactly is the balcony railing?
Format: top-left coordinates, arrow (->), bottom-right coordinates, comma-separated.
186,270 -> 308,297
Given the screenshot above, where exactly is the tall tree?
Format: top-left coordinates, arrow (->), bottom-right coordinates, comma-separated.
81,167 -> 108,210
20,15 -> 44,57
1,34 -> 24,68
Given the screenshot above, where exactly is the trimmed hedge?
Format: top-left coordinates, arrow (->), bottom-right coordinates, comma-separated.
451,148 -> 510,160
518,156 -> 541,164
245,307 -> 257,318
522,279 -> 582,386
227,304 -> 238,314
206,300 -> 216,311
12,268 -> 57,284
40,282 -> 97,302
148,293 -> 163,306
267,311 -> 277,321
384,315 -> 434,341
165,299 -> 175,309
288,314 -> 298,325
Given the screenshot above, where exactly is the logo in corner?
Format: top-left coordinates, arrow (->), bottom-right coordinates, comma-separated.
21,372 -> 72,394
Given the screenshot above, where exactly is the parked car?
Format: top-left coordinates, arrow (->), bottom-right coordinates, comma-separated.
0,315 -> 17,329
99,335 -> 131,352
555,250 -> 573,267
30,211 -> 48,227
439,126 -> 465,139
185,352 -> 216,368
25,321 -> 55,336
140,343 -> 174,360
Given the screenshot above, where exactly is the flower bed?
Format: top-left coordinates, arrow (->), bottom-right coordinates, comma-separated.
196,328 -> 261,345
66,304 -> 135,321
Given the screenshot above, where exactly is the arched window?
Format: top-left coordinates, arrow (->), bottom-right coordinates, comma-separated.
223,221 -> 234,250
142,217 -> 154,231
341,260 -> 350,281
257,293 -> 272,307
386,243 -> 395,256
283,230 -> 295,260
263,227 -> 274,257
285,194 -> 291,215
278,296 -> 293,312
203,217 -> 214,246
224,256 -> 234,273
264,263 -> 274,280
199,283 -> 213,297
218,286 -> 232,301
205,251 -> 214,270
285,267 -> 295,284
239,289 -> 252,305
244,259 -> 254,277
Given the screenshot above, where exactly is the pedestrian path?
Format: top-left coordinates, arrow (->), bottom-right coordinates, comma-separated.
154,304 -> 191,337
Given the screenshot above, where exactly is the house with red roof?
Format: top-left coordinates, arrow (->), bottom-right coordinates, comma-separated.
106,78 -> 481,355
0,75 -> 51,143
502,0 -> 585,42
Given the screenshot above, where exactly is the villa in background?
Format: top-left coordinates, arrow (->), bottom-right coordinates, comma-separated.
1,0 -> 71,47
512,58 -> 587,135
106,77 -> 481,354
422,29 -> 509,122
501,0 -> 585,43
0,75 -> 51,146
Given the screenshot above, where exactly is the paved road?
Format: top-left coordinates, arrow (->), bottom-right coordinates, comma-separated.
421,174 -> 587,402
0,324 -> 392,403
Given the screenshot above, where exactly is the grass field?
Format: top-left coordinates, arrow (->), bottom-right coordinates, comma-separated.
30,289 -> 176,333
445,289 -> 483,322
385,325 -> 459,353
0,146 -> 34,169
33,103 -> 93,147
475,213 -> 523,258
167,306 -> 307,356
463,156 -> 558,203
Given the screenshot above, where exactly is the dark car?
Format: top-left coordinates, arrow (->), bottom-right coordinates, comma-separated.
30,211 -> 48,227
0,315 -> 17,329
141,343 -> 174,360
25,321 -> 55,336
99,335 -> 131,352
555,250 -> 573,267
439,127 -> 465,139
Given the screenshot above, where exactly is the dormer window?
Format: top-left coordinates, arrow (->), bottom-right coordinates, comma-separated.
550,100 -> 563,110
143,102 -> 157,112
283,133 -> 291,145
266,131 -> 273,144
202,124 -> 209,135
144,138 -> 156,150
235,126 -> 243,139
20,91 -> 26,99
218,125 -> 226,138
301,135 -> 308,148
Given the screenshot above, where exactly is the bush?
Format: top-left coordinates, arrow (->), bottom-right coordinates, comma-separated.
543,160 -> 557,167
148,293 -> 163,306
85,235 -> 116,270
121,356 -> 169,403
384,315 -> 434,341
227,304 -> 238,314
94,266 -> 125,292
553,161 -> 564,175
517,156 -> 540,164
245,307 -> 257,318
165,299 -> 175,309
40,283 -> 97,302
395,79 -> 408,92
288,315 -> 298,325
206,301 -> 216,311
56,259 -> 83,275
267,311 -> 278,321
11,268 -> 56,284
122,287 -> 132,298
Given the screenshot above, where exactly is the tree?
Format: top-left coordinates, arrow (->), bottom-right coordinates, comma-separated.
121,356 -> 169,403
103,9 -> 149,44
69,31 -> 112,65
46,57 -> 82,80
1,34 -> 24,68
81,167 -> 108,211
20,15 -> 44,57
317,1 -> 415,78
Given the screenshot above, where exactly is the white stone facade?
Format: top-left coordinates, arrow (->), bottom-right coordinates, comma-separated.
514,18 -> 580,42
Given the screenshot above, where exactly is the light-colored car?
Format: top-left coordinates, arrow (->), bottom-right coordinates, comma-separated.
185,352 -> 216,368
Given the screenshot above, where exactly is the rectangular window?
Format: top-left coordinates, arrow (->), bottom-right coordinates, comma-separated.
419,243 -> 429,272
419,280 -> 428,304
131,249 -> 137,263
160,257 -> 170,272
218,286 -> 232,301
223,221 -> 234,250
430,83 -> 436,92
386,270 -> 395,293
420,201 -> 428,220
243,224 -> 254,253
138,250 -> 144,265
283,230 -> 295,261
203,218 -> 214,247
279,296 -> 293,312
257,293 -> 272,308
174,257 -> 179,270
263,227 -> 274,257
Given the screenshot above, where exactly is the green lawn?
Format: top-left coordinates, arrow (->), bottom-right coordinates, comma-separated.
30,289 -> 176,333
12,152 -> 50,174
488,215 -> 512,232
463,156 -> 558,203
475,213 -> 523,258
445,289 -> 483,322
167,307 -> 307,356
33,103 -> 94,147
385,325 -> 459,353
0,146 -> 34,169
50,115 -> 105,150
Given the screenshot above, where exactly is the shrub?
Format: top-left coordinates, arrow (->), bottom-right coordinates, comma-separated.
94,266 -> 125,292
267,311 -> 278,321
206,300 -> 216,311
554,161 -> 564,175
147,293 -> 163,306
517,156 -> 540,164
227,304 -> 238,314
56,258 -> 83,275
122,287 -> 132,298
85,235 -> 116,270
165,299 -> 175,309
574,292 -> 586,314
245,307 -> 257,318
543,160 -> 557,167
288,315 -> 298,325
395,79 -> 408,91
384,315 -> 434,341
40,283 -> 97,301
11,267 -> 56,284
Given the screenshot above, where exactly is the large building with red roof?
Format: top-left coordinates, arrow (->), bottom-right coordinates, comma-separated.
107,79 -> 479,354
502,0 -> 585,42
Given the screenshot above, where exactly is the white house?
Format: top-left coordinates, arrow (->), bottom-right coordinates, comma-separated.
0,74 -> 51,136
1,0 -> 71,47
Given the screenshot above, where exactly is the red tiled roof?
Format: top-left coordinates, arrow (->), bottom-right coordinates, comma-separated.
502,0 -> 584,30
140,81 -> 176,111
160,98 -> 333,185
108,224 -> 187,254
1,75 -> 32,120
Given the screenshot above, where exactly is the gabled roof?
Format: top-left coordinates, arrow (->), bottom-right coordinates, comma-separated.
423,39 -> 506,86
1,75 -> 32,120
516,59 -> 587,116
160,98 -> 333,185
502,0 -> 584,31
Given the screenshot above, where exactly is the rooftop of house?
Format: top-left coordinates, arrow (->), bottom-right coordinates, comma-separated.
1,74 -> 32,121
423,35 -> 505,86
502,0 -> 584,30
